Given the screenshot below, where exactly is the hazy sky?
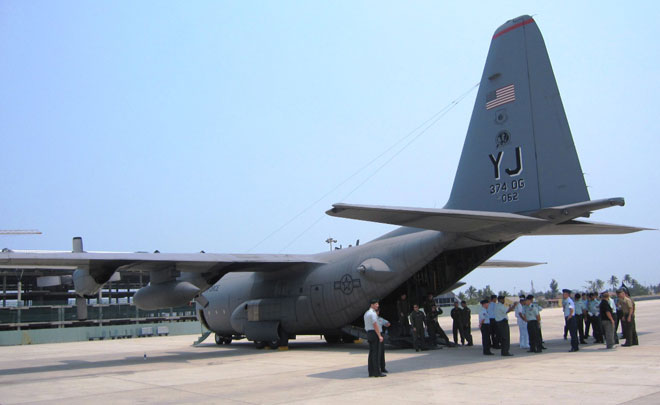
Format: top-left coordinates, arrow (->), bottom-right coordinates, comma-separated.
1,1 -> 658,294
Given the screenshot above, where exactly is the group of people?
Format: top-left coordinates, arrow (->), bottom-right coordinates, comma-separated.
364,288 -> 640,377
396,293 -> 451,351
561,288 -> 639,351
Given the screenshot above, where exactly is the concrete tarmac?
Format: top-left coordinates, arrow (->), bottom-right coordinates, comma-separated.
1,300 -> 658,405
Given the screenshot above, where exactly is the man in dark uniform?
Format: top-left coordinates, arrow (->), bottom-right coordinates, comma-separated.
426,304 -> 443,347
396,293 -> 410,337
460,300 -> 473,346
410,304 -> 426,352
423,293 -> 437,315
450,301 -> 465,345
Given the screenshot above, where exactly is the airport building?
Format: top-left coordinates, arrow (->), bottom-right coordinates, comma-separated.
0,268 -> 201,345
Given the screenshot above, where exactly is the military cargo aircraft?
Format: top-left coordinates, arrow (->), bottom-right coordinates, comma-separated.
0,15 -> 648,348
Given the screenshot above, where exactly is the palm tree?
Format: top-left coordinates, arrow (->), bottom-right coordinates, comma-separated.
623,274 -> 633,286
595,279 -> 605,292
609,275 -> 619,290
466,286 -> 477,300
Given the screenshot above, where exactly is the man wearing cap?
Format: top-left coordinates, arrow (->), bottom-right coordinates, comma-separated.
495,295 -> 516,356
607,293 -> 619,344
460,300 -> 473,346
364,299 -> 385,377
523,295 -> 542,353
515,295 -> 529,349
478,299 -> 494,355
562,289 -> 579,352
599,292 -> 616,349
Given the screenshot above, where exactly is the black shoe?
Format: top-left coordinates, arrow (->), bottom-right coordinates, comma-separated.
564,336 -> 567,340
502,353 -> 513,356
484,352 -> 494,355
569,348 -> 579,352
535,350 -> 542,353
415,349 -> 420,352
467,343 -> 473,346
376,374 -> 387,377
381,369 -> 389,373
621,344 -> 632,347
541,346 -> 547,349
580,340 -> 587,344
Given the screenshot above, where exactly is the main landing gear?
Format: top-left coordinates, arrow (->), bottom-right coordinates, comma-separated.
214,334 -> 233,345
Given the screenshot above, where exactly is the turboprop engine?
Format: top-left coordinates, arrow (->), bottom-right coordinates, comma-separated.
133,280 -> 200,310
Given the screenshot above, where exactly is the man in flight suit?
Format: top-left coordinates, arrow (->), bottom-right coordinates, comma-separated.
460,300 -> 473,346
451,301 -> 465,345
410,304 -> 427,352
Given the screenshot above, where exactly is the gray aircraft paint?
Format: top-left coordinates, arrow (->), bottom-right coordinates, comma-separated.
0,16 -> 648,346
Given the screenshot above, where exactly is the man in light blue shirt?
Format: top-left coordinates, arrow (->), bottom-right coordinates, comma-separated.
487,295 -> 500,349
363,299 -> 385,377
574,293 -> 587,344
478,299 -> 493,355
494,296 -> 516,356
562,289 -> 579,352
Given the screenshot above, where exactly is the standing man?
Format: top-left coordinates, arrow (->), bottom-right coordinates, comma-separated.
450,301 -> 465,345
515,295 -> 529,350
488,295 -> 500,349
478,299 -> 494,355
426,304 -> 443,347
460,300 -> 473,346
626,290 -> 639,345
588,293 -> 603,343
599,292 -> 616,349
363,298 -> 385,377
617,289 -> 636,347
494,295 -> 515,356
575,293 -> 587,344
410,304 -> 427,352
608,293 -> 619,344
523,295 -> 542,353
562,289 -> 579,352
376,310 -> 390,374
396,293 -> 410,337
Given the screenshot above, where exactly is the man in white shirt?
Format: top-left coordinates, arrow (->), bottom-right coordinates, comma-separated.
515,296 -> 529,349
364,299 -> 385,377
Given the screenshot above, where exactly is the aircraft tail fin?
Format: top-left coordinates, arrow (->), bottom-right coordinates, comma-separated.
445,15 -> 589,213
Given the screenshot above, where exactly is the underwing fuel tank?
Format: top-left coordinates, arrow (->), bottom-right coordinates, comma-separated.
134,280 -> 200,310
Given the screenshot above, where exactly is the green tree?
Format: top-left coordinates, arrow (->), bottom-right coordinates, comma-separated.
549,279 -> 559,298
498,290 -> 511,297
609,275 -> 619,290
482,285 -> 495,299
623,274 -> 633,286
595,279 -> 605,292
466,285 -> 477,300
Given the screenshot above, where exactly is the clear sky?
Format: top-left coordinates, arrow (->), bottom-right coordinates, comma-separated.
1,1 -> 658,294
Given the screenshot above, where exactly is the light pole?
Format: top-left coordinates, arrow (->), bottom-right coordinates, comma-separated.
325,237 -> 337,251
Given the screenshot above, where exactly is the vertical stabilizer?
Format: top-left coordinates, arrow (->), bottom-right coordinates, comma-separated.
445,16 -> 589,213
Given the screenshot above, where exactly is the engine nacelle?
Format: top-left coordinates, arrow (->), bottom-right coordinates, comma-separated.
73,269 -> 103,296
134,280 -> 200,310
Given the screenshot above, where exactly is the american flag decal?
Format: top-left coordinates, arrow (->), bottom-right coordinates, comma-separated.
485,84 -> 515,110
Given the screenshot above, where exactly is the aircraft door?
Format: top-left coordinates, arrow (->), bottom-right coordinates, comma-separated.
310,284 -> 324,324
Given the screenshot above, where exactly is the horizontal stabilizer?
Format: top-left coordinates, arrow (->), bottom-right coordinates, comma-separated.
479,260 -> 545,268
528,220 -> 654,235
326,203 -> 546,233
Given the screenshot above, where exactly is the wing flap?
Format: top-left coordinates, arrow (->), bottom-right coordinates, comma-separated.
527,220 -> 653,235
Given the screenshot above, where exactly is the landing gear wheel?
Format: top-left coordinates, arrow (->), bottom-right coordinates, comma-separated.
324,335 -> 340,344
215,334 -> 223,345
267,340 -> 280,349
254,341 -> 266,349
223,337 -> 232,345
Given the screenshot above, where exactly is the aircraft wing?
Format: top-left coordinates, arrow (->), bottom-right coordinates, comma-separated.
0,250 -> 326,273
0,249 -> 328,309
526,220 -> 654,235
326,203 -> 546,233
